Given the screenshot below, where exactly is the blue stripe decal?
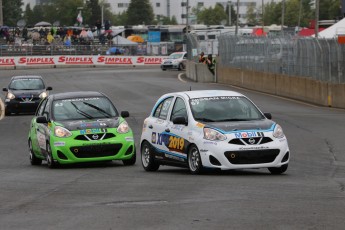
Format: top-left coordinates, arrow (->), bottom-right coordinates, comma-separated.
152,146 -> 187,159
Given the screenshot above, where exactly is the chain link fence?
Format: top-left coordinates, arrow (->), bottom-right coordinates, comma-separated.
187,33 -> 345,84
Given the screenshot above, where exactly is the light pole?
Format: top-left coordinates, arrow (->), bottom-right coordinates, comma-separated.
100,1 -> 110,27
0,0 -> 3,26
315,0 -> 319,38
228,1 -> 232,26
281,0 -> 285,35
235,0 -> 239,35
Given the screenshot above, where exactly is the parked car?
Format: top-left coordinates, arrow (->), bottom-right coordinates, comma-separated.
28,91 -> 136,168
161,51 -> 187,71
140,90 -> 290,174
2,75 -> 52,115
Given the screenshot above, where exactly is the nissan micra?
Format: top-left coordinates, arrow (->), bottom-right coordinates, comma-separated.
140,90 -> 289,174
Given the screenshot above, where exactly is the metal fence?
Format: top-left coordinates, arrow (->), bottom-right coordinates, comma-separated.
187,33 -> 345,84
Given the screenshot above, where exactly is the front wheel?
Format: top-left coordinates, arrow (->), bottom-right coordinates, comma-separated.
29,139 -> 42,165
268,164 -> 288,175
123,149 -> 136,166
141,141 -> 159,171
46,143 -> 58,168
178,63 -> 184,71
188,145 -> 203,174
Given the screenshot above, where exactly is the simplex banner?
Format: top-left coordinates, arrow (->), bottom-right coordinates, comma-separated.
0,56 -> 167,67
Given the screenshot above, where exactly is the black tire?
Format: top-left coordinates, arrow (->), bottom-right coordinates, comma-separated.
29,139 -> 42,165
46,143 -> 58,168
141,141 -> 159,171
268,164 -> 288,175
5,109 -> 10,116
188,145 -> 203,174
178,63 -> 184,71
162,69 -> 167,71
123,148 -> 136,166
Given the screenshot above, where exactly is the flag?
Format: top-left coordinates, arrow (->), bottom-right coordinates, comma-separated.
77,11 -> 83,24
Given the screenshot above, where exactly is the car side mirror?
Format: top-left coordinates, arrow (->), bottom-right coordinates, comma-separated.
264,113 -> 272,120
46,86 -> 53,90
173,116 -> 188,125
121,111 -> 129,118
3,88 -> 8,92
36,116 -> 48,124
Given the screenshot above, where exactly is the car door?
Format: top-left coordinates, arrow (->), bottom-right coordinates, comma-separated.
148,96 -> 174,160
164,96 -> 190,163
36,97 -> 52,155
30,98 -> 48,158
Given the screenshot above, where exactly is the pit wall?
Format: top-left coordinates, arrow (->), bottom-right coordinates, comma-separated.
186,60 -> 345,109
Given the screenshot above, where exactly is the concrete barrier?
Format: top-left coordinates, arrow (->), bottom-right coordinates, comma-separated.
186,61 -> 214,83
187,61 -> 345,109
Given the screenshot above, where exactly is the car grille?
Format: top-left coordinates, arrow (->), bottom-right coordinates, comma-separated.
70,144 -> 122,158
74,133 -> 115,141
228,137 -> 273,145
224,149 -> 280,164
14,96 -> 40,102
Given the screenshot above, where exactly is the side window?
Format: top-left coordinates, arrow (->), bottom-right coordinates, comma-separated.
42,98 -> 51,119
170,97 -> 188,121
153,97 -> 173,120
36,98 -> 48,116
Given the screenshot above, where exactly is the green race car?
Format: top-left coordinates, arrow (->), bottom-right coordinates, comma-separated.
28,91 -> 136,168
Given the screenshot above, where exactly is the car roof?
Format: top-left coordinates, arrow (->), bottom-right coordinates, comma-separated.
175,90 -> 245,99
51,91 -> 106,100
11,75 -> 43,80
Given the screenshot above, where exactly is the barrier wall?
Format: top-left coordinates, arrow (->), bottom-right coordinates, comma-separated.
186,61 -> 215,83
0,55 -> 166,68
186,60 -> 345,109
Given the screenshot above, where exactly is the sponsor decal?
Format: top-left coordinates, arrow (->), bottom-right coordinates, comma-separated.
97,56 -> 133,65
152,132 -> 157,144
164,153 -> 185,162
125,137 -> 134,142
191,96 -> 240,105
136,57 -> 163,64
196,122 -> 205,128
203,141 -> 217,146
239,146 -> 269,150
54,141 -> 65,146
58,56 -> 93,64
155,133 -> 186,153
80,122 -> 104,128
80,128 -> 107,134
234,132 -> 264,138
0,58 -> 15,66
62,97 -> 99,102
171,125 -> 185,132
18,57 -> 55,65
199,149 -> 208,152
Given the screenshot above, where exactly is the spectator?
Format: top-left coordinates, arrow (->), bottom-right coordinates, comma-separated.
199,52 -> 206,63
104,20 -> 110,30
47,32 -> 54,44
95,20 -> 102,36
22,27 -> 28,41
206,54 -> 216,75
86,29 -> 94,42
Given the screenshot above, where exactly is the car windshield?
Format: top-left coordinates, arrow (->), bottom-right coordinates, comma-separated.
52,97 -> 118,121
169,53 -> 183,59
190,96 -> 265,122
9,78 -> 45,90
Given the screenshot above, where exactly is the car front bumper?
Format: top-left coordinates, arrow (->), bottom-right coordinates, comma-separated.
5,99 -> 40,114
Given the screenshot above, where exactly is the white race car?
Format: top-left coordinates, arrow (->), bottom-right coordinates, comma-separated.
140,90 -> 290,174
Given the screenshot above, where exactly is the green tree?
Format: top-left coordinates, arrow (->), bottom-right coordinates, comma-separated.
197,4 -> 227,25
126,0 -> 154,25
31,5 -> 45,25
263,1 -> 281,25
246,2 -> 258,25
23,4 -> 35,26
85,0 -> 101,26
112,11 -> 128,26
225,4 -> 237,26
3,0 -> 23,26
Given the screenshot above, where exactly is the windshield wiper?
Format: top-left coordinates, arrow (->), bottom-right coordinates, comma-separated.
83,102 -> 112,118
70,102 -> 94,119
194,117 -> 216,122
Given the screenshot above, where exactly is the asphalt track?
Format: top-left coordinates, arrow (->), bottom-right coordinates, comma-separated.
0,67 -> 345,230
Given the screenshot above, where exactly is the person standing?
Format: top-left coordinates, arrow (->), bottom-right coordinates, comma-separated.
206,54 -> 216,75
199,52 -> 206,63
95,20 -> 102,36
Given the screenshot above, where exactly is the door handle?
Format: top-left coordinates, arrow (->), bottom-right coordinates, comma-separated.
148,125 -> 153,129
165,128 -> 170,132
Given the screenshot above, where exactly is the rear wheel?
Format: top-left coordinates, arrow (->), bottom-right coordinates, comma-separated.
178,63 -> 184,71
268,164 -> 288,175
123,149 -> 136,166
46,143 -> 58,168
188,145 -> 203,174
141,141 -> 159,171
29,139 -> 42,165
162,69 -> 167,71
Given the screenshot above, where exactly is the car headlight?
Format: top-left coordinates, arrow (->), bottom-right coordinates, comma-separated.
117,121 -> 130,134
6,92 -> 15,100
54,126 -> 72,138
273,124 -> 285,138
203,128 -> 226,141
39,91 -> 48,99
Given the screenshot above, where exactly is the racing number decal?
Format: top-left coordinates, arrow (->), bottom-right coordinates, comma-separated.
168,136 -> 184,151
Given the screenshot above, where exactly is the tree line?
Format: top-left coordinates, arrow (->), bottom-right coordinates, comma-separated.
2,0 -> 343,28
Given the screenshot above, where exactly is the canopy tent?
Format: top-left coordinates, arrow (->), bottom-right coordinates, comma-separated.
34,21 -> 52,27
112,36 -> 137,46
127,35 -> 144,43
313,18 -> 345,38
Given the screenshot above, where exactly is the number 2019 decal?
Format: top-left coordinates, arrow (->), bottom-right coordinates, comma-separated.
168,136 -> 185,152
154,132 -> 188,153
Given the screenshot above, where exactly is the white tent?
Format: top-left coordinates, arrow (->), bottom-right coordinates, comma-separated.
112,36 -> 137,46
314,18 -> 345,38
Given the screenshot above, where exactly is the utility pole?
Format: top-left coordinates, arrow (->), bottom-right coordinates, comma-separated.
281,0 -> 285,35
235,0 -> 239,35
228,1 -> 232,26
0,0 -> 3,26
186,0 -> 189,35
315,0 -> 319,38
